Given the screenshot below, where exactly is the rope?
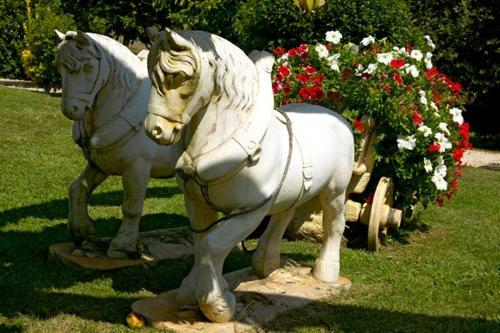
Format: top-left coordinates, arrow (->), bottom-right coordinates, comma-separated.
187,109 -> 294,234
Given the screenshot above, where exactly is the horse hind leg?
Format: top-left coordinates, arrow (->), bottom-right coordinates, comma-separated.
252,208 -> 296,278
313,184 -> 347,283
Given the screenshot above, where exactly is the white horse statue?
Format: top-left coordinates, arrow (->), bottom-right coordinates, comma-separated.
55,30 -> 182,258
144,27 -> 354,322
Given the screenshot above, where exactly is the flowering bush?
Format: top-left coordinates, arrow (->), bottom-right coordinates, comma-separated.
272,31 -> 471,208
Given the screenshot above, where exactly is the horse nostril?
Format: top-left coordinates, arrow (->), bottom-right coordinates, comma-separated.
152,126 -> 163,138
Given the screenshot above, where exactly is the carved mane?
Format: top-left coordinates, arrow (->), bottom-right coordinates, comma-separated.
148,30 -> 259,117
56,32 -> 146,94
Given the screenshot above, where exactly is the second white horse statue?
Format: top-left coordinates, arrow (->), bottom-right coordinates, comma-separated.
144,27 -> 354,323
55,30 -> 182,258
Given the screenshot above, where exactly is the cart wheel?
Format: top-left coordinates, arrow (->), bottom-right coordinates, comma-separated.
367,177 -> 401,251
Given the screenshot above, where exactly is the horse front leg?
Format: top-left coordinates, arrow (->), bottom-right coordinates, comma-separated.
175,197 -> 218,306
69,163 -> 108,245
107,159 -> 150,258
195,206 -> 269,323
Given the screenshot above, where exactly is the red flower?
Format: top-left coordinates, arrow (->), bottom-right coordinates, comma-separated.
274,73 -> 284,82
406,44 -> 414,52
342,68 -> 353,81
454,171 -> 463,177
446,191 -> 453,200
273,47 -> 285,57
296,43 -> 309,55
393,72 -> 403,85
288,48 -> 296,57
390,59 -> 405,69
272,82 -> 280,94
452,147 -> 464,162
296,73 -> 309,83
279,65 -> 291,78
428,143 -> 441,153
437,195 -> 444,207
299,87 -> 310,99
282,82 -> 291,95
451,178 -> 459,191
450,82 -> 462,93
353,119 -> 365,132
426,67 -> 439,82
361,73 -> 372,79
383,85 -> 392,94
305,65 -> 317,74
459,122 -> 470,139
313,74 -> 324,86
412,108 -> 423,125
433,89 -> 441,105
309,86 -> 323,100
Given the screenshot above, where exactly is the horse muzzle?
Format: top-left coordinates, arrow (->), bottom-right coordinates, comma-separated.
61,97 -> 89,121
145,114 -> 184,145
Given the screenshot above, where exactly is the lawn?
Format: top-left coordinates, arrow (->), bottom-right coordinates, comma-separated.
0,86 -> 498,333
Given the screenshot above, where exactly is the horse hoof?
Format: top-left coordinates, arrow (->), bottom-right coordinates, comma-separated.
198,291 -> 236,323
69,219 -> 96,245
312,260 -> 339,283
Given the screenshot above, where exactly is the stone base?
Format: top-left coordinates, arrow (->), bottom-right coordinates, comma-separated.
49,227 -> 194,270
131,261 -> 351,332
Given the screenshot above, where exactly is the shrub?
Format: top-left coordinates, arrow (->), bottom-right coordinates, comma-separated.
234,0 -> 419,53
407,0 -> 499,137
272,32 -> 470,208
22,1 -> 75,92
0,0 -> 28,79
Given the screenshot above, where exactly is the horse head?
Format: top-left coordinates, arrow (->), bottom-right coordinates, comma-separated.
145,27 -> 216,145
55,30 -> 110,121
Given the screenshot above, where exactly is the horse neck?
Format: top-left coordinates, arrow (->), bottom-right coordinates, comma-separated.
185,96 -> 252,158
85,55 -> 144,132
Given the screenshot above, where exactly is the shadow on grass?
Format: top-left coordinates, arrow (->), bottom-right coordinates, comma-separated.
263,298 -> 500,332
0,185 -> 181,227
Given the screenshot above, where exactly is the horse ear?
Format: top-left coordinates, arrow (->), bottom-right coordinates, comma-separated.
76,31 -> 91,46
146,26 -> 160,43
165,28 -> 192,52
55,30 -> 65,41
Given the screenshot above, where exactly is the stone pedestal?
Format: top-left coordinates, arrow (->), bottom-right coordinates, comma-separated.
130,260 -> 351,332
49,227 -> 193,270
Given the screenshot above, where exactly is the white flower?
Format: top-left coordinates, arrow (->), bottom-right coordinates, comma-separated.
435,132 -> 452,152
424,158 -> 433,173
424,52 -> 433,70
345,42 -> 359,54
418,125 -> 433,137
355,64 -> 364,74
377,52 -> 393,65
406,65 -> 419,78
363,63 -> 378,74
397,47 -> 409,57
279,53 -> 289,62
327,54 -> 340,72
326,30 -> 342,44
361,35 -> 375,46
315,44 -> 329,59
424,35 -> 436,50
419,90 -> 428,108
397,135 -> 416,150
410,49 -> 423,61
449,107 -> 464,125
431,172 -> 448,191
430,101 -> 438,112
438,122 -> 450,135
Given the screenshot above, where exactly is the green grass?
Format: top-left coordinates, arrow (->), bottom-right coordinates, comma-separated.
0,86 -> 499,332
